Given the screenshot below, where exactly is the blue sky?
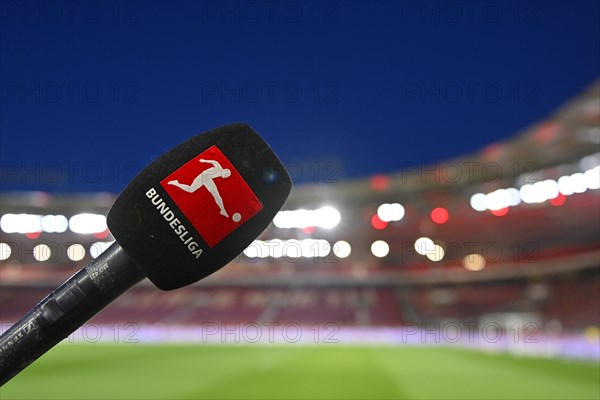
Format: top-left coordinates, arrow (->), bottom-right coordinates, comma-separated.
1,0 -> 599,192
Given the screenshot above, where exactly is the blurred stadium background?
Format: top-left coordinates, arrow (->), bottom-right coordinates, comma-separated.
1,81 -> 599,398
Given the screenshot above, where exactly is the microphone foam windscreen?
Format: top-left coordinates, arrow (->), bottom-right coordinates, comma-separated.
107,123 -> 291,290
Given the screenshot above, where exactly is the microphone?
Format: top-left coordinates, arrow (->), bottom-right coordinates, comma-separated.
0,123 -> 292,385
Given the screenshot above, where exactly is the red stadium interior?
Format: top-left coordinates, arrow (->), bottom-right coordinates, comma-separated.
1,81 -> 599,341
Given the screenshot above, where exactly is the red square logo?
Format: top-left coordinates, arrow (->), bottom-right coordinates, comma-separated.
160,145 -> 263,247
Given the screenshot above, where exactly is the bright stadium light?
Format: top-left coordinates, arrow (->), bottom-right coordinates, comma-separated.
69,214 -> 107,234
520,184 -> 542,204
585,166 -> 600,189
300,239 -> 315,258
371,240 -> 389,258
389,203 -> 405,221
90,241 -> 115,259
469,193 -> 487,211
252,240 -> 267,259
426,244 -> 445,262
506,187 -> 522,206
377,204 -> 391,222
1,214 -> 42,234
520,180 -> 560,204
485,189 -> 512,211
33,244 -> 51,262
317,207 -> 341,229
67,244 -> 86,262
333,240 -> 351,258
570,173 -> 588,194
414,237 -> 434,255
283,239 -> 302,259
318,240 -> 332,257
540,179 -> 559,200
273,210 -> 293,229
307,239 -> 331,258
41,215 -> 68,233
0,214 -> 15,233
377,203 -> 405,222
273,207 -> 341,229
463,254 -> 486,271
243,241 -> 261,258
0,243 -> 11,261
558,176 -> 575,196
268,239 -> 284,258
0,214 -> 71,234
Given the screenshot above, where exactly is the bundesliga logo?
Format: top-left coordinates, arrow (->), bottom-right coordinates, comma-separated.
160,145 -> 263,248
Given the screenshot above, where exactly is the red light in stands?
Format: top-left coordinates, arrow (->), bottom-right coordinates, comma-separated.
549,193 -> 566,206
482,143 -> 503,160
491,207 -> 509,216
534,121 -> 560,144
302,226 -> 316,234
25,231 -> 41,239
430,207 -> 449,224
370,175 -> 389,191
93,229 -> 110,239
371,214 -> 388,230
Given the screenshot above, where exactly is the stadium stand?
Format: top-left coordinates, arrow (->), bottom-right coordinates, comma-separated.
1,80 -> 599,338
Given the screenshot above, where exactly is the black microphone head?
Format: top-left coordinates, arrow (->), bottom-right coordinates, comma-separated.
107,123 -> 291,290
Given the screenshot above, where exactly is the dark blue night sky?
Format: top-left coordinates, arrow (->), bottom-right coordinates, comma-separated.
1,0 -> 599,193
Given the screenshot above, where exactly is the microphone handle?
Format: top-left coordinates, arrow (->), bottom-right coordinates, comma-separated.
0,243 -> 145,386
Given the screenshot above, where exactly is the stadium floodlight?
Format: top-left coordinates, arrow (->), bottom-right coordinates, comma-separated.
333,240 -> 351,258
506,188 -> 521,207
414,237 -> 435,255
0,243 -> 12,261
0,123 -> 292,385
32,244 -> 52,262
558,175 -> 575,196
426,244 -> 445,262
463,254 -> 486,271
66,244 -> 86,262
485,189 -> 511,211
585,166 -> 600,190
90,241 -> 114,259
371,240 -> 389,258
569,173 -> 588,193
469,193 -> 487,212
68,213 -> 107,234
377,203 -> 404,222
41,215 -> 69,233
272,206 -> 341,229
0,213 -> 42,234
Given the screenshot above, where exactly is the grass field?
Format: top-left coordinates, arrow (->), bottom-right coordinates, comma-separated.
1,344 -> 599,399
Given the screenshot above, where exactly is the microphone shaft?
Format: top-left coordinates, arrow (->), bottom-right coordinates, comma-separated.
0,243 -> 145,386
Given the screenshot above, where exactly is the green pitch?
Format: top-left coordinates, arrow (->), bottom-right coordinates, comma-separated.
1,344 -> 598,399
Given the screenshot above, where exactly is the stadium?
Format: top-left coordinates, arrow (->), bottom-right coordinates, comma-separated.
0,79 -> 598,399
